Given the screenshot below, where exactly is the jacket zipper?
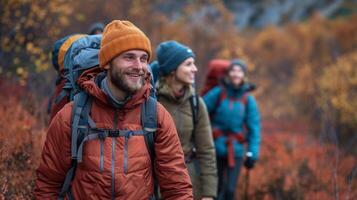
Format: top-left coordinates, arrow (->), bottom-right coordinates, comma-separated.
111,110 -> 118,200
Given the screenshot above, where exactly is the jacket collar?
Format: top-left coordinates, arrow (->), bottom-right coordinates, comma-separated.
222,79 -> 256,97
156,79 -> 195,104
78,67 -> 151,110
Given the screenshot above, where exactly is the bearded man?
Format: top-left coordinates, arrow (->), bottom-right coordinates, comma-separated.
35,20 -> 193,200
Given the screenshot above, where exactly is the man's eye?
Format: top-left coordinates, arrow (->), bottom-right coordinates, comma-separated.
140,57 -> 148,63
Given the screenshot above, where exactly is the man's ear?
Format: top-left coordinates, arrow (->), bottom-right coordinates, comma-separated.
103,63 -> 110,70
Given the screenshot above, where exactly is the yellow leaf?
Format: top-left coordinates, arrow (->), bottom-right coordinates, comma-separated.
16,67 -> 24,75
26,42 -> 34,51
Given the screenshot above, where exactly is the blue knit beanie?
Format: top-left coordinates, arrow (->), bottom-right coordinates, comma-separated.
229,59 -> 247,73
156,40 -> 195,76
88,22 -> 105,35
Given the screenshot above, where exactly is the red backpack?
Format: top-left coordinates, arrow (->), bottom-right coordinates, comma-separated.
201,59 -> 230,96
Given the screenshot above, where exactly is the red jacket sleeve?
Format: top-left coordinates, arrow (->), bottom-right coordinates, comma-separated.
154,103 -> 193,200
34,106 -> 72,199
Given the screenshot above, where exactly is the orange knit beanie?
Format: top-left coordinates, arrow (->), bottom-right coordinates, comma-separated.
99,20 -> 152,68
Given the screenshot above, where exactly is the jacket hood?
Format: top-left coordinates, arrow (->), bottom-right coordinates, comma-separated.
78,67 -> 151,110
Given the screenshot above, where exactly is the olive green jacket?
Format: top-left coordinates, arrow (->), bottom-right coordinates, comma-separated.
157,80 -> 217,198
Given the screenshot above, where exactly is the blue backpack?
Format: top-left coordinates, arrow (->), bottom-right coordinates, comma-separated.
55,34 -> 102,103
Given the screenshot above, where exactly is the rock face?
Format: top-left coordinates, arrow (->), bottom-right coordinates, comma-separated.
224,0 -> 346,29
156,0 -> 351,30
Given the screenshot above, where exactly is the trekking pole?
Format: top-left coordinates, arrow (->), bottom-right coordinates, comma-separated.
244,168 -> 250,200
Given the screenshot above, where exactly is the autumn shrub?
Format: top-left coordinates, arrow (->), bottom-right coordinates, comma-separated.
0,78 -> 45,199
240,15 -> 357,151
237,122 -> 357,200
318,51 -> 357,150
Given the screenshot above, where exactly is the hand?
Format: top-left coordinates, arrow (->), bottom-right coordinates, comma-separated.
201,198 -> 214,200
244,156 -> 255,169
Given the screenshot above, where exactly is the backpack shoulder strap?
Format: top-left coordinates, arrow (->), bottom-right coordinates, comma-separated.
218,85 -> 227,104
141,96 -> 159,199
141,96 -> 157,160
58,91 -> 93,200
241,92 -> 249,106
210,86 -> 226,119
70,92 -> 91,159
189,93 -> 200,134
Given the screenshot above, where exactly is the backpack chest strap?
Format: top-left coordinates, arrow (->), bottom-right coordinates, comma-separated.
76,128 -> 149,162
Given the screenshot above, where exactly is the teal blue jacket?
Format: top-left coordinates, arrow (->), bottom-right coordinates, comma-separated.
203,82 -> 261,160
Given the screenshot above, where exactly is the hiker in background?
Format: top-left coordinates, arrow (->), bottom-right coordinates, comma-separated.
155,40 -> 218,200
203,59 -> 261,200
35,20 -> 193,199
88,22 -> 104,35
48,34 -> 86,121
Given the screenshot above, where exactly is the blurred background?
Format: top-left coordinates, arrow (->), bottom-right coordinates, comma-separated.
1,0 -> 357,199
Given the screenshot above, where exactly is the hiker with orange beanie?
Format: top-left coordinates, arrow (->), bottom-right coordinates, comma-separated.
35,20 -> 193,200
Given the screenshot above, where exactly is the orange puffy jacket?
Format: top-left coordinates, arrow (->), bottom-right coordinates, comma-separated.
35,69 -> 193,199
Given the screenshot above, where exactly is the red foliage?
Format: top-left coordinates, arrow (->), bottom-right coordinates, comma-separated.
0,80 -> 356,199
236,120 -> 357,200
0,79 -> 45,199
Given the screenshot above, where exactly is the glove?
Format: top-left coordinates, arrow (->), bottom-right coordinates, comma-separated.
244,156 -> 255,169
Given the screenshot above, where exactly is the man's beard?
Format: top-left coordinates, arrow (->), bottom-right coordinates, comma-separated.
109,66 -> 145,95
